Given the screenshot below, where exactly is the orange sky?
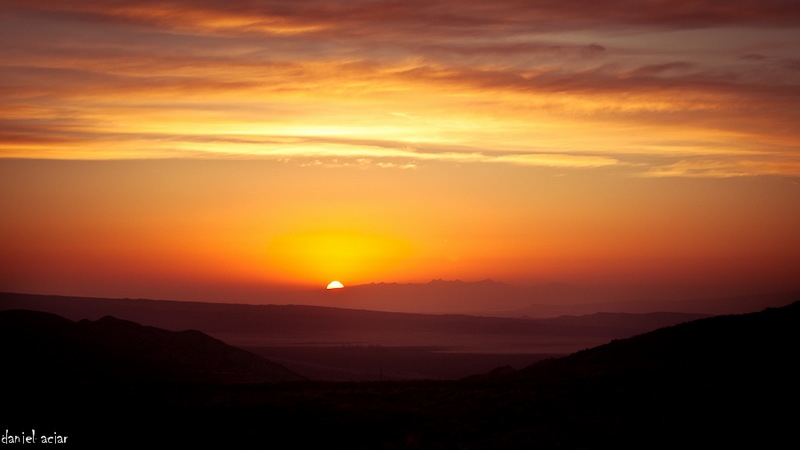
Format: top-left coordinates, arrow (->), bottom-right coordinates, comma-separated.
1,1 -> 799,304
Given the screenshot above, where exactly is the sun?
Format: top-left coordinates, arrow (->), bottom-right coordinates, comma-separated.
326,280 -> 344,290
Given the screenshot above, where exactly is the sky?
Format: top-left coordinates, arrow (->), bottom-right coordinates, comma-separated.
1,1 -> 799,304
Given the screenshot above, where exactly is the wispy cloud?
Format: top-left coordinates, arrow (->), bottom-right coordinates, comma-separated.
2,0 -> 799,176
643,157 -> 800,178
9,1 -> 800,31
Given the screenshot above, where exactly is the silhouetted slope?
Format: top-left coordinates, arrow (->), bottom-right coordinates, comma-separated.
515,301 -> 800,382
455,301 -> 800,447
0,309 -> 304,383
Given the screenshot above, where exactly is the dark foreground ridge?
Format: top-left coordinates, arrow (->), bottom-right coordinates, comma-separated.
2,302 -> 798,449
0,309 -> 305,384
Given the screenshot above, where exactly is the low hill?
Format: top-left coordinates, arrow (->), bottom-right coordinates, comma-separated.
514,300 -> 800,382
455,301 -> 800,447
2,302 -> 796,448
0,309 -> 305,384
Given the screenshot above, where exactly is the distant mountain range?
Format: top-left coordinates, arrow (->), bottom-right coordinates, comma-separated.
0,291 -> 711,355
3,281 -> 797,317
288,280 -> 800,315
0,309 -> 304,384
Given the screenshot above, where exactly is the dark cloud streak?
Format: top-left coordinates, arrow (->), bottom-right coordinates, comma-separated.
7,0 -> 800,35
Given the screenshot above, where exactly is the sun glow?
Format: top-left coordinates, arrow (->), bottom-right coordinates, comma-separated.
267,231 -> 414,285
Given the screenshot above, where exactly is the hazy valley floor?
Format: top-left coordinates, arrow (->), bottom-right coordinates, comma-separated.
246,345 -> 560,381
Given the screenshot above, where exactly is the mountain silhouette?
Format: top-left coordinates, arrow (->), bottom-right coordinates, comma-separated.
454,301 -> 800,448
512,300 -> 799,382
0,309 -> 305,384
2,302 -> 796,448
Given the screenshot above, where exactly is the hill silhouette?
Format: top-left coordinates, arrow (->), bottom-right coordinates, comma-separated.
2,301 -> 796,448
0,292 -> 714,380
455,301 -> 800,447
512,300 -> 799,382
0,309 -> 304,384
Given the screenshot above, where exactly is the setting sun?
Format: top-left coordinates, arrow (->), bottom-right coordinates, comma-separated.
326,281 -> 344,290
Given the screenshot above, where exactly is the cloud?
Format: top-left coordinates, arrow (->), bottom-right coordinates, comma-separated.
490,153 -> 618,168
2,1 -> 799,177
643,157 -> 800,178
8,1 -> 800,34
